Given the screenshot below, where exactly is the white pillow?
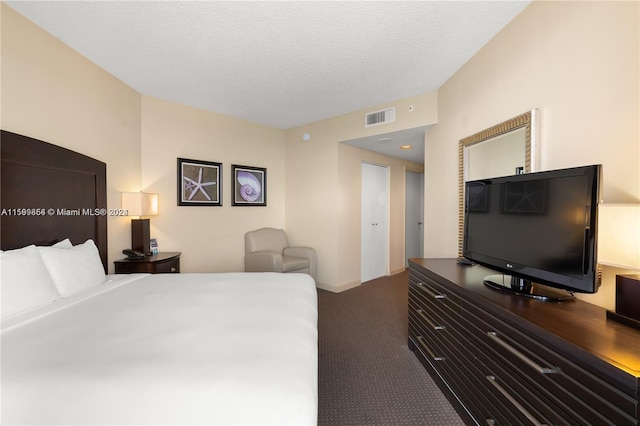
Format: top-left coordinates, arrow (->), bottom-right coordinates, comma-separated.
52,238 -> 73,248
1,245 -> 62,318
39,239 -> 106,297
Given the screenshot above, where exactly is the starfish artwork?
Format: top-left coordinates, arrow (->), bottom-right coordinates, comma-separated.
184,167 -> 216,201
179,159 -> 221,205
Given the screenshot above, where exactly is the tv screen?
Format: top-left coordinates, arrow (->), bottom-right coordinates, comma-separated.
463,164 -> 602,300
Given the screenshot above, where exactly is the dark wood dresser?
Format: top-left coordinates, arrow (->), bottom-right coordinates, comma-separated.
408,258 -> 640,425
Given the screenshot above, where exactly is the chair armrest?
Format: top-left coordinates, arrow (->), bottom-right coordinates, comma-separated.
284,246 -> 317,279
284,246 -> 316,260
244,251 -> 283,273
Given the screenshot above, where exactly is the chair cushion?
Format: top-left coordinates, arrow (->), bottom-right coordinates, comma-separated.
245,228 -> 289,254
281,255 -> 310,272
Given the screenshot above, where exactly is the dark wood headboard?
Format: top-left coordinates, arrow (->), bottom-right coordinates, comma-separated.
1,130 -> 108,271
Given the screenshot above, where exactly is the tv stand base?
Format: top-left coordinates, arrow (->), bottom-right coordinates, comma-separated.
483,274 -> 575,301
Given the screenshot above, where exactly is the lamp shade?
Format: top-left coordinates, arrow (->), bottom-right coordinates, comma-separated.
121,192 -> 158,217
598,204 -> 640,270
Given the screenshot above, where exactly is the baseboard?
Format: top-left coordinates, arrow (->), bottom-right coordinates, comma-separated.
316,269 -> 408,293
390,267 -> 407,276
316,280 -> 361,293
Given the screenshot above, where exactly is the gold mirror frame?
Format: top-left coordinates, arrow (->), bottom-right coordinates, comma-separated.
457,109 -> 538,255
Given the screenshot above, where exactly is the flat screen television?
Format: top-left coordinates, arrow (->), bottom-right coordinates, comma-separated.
463,164 -> 602,301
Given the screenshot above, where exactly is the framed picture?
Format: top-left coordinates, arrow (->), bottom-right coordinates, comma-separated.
177,158 -> 222,206
232,165 -> 266,206
466,181 -> 489,213
502,180 -> 548,215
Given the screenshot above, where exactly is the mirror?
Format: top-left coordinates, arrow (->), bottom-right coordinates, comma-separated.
457,109 -> 538,255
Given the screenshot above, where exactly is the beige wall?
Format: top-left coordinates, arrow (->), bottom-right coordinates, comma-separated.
1,4 -> 141,272
1,4 -> 287,274
4,1 -> 637,308
425,0 -> 639,309
286,93 -> 436,291
140,96 -> 286,272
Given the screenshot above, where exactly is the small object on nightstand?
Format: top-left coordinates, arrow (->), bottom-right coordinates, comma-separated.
606,274 -> 640,330
150,238 -> 158,255
114,252 -> 181,274
123,249 -> 145,260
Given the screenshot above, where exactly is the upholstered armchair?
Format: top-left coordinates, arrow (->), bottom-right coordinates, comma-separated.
244,227 -> 317,280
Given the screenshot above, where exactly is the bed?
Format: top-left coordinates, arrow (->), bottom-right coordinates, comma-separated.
0,131 -> 318,425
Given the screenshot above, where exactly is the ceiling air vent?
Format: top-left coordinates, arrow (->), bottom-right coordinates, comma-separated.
365,107 -> 395,128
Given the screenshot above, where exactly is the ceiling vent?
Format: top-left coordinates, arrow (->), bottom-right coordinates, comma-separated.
365,107 -> 395,128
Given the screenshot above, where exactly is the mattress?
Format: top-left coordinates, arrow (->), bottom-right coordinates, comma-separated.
1,272 -> 318,425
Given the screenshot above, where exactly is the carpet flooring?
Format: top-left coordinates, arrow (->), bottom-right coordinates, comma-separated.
317,270 -> 465,425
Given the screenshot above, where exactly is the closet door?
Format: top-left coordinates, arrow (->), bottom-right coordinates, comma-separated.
361,162 -> 389,282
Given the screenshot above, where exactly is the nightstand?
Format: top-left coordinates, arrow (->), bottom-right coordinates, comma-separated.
114,252 -> 181,274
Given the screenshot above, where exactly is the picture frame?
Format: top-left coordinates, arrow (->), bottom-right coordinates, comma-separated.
177,158 -> 222,206
231,164 -> 267,206
502,180 -> 548,215
466,181 -> 489,213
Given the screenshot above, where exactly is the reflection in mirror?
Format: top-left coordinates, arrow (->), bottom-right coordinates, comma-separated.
465,127 -> 526,181
458,109 -> 538,255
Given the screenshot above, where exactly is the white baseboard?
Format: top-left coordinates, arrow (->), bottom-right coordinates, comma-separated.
316,279 -> 361,293
316,268 -> 407,293
390,267 -> 407,276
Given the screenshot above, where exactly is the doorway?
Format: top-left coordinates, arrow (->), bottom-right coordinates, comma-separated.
361,162 -> 389,282
405,170 -> 424,265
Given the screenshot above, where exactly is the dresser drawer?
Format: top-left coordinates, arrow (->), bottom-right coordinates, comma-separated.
154,257 -> 180,273
462,301 -> 637,425
409,272 -> 481,418
408,282 -> 458,329
409,272 -> 461,358
409,268 -> 462,306
457,361 -> 544,426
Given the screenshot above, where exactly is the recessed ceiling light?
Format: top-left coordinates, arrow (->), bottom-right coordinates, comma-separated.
378,137 -> 391,142
400,145 -> 413,150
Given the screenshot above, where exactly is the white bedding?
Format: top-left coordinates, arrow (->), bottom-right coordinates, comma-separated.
1,272 -> 318,425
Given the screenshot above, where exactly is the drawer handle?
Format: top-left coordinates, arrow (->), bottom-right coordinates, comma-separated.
416,309 -> 445,330
170,267 -> 176,272
487,332 -> 558,374
416,335 -> 445,361
417,282 -> 446,299
486,375 -> 547,426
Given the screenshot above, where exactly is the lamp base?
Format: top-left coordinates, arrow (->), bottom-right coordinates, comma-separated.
606,275 -> 640,330
131,218 -> 151,255
606,310 -> 640,331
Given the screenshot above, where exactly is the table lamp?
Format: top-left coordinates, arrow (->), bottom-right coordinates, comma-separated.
122,192 -> 158,255
598,204 -> 640,329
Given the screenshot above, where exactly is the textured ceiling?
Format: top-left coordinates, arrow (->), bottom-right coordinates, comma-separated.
6,1 -> 531,162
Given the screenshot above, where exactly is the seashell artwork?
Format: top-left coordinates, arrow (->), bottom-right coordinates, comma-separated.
232,165 -> 266,206
237,171 -> 261,202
